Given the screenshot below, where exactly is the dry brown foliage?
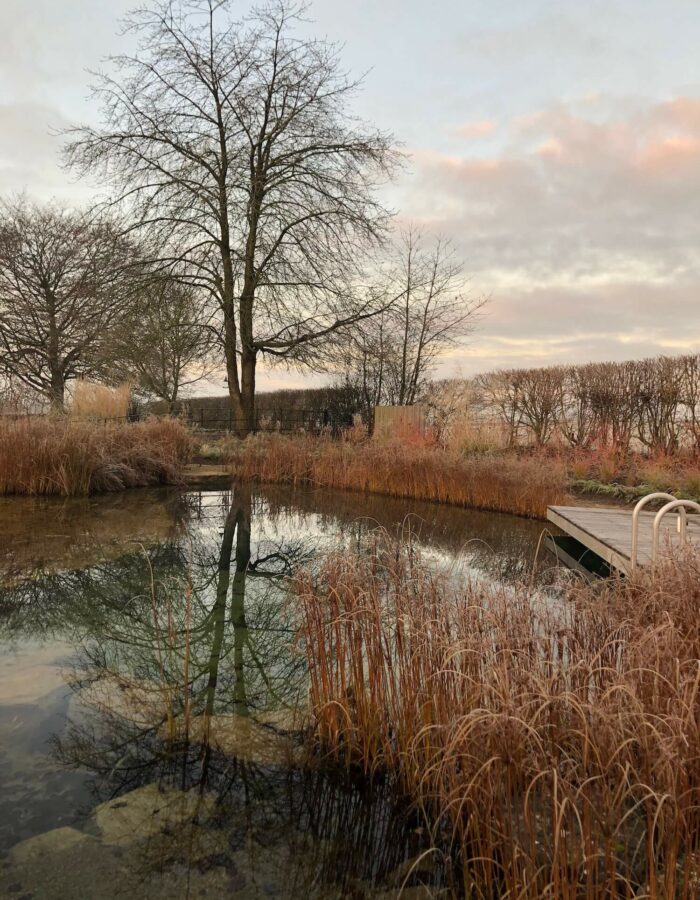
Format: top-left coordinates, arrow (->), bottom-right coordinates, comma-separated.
70,379 -> 132,419
230,434 -> 566,518
0,416 -> 192,495
297,542 -> 700,897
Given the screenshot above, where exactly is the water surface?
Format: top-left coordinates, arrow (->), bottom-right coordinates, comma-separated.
0,484 -> 551,898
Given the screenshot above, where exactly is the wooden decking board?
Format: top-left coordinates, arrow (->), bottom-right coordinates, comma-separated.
546,505 -> 700,573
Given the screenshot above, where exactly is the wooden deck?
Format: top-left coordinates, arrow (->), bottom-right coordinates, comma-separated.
547,505 -> 700,573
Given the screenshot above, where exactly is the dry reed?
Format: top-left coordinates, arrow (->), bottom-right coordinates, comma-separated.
0,416 -> 193,495
70,379 -> 132,419
230,434 -> 566,518
297,540 -> 700,897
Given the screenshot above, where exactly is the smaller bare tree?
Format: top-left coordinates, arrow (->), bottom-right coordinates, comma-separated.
388,229 -> 485,405
111,275 -> 216,409
0,197 -> 134,409
341,229 -> 485,414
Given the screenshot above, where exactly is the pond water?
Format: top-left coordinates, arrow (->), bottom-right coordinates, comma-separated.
0,484 -> 552,899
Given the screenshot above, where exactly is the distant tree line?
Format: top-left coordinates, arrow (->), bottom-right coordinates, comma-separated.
456,355 -> 700,454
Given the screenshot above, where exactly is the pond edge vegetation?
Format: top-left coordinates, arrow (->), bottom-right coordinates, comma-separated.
0,416 -> 193,496
296,537 -> 700,897
227,433 -> 568,519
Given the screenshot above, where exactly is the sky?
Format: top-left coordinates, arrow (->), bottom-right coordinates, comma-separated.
1,0 -> 699,390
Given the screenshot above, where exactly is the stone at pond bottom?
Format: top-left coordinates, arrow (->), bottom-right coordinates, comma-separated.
2,825 -> 234,899
94,782 -> 217,846
161,714 -> 305,767
384,851 -> 439,888
374,888 -> 445,900
7,826 -> 97,866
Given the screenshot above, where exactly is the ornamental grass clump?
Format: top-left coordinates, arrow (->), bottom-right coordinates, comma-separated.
296,538 -> 700,897
231,434 -> 565,518
0,416 -> 193,495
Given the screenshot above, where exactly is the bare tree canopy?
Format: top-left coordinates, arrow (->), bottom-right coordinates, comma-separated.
110,274 -> 216,408
341,228 -> 485,418
0,196 -> 134,409
66,0 -> 400,434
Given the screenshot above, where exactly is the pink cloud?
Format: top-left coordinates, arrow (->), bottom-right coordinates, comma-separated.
637,135 -> 700,173
653,97 -> 700,135
397,93 -> 700,295
455,119 -> 497,139
536,137 -> 563,158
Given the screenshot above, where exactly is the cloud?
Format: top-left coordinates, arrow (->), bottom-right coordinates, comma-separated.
398,94 -> 700,374
438,281 -> 700,376
455,119 -> 497,139
403,95 -> 700,284
0,102 -> 100,202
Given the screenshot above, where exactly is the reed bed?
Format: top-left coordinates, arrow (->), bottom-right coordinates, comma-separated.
297,540 -> 700,897
231,434 -> 566,518
0,416 -> 192,495
70,379 -> 132,419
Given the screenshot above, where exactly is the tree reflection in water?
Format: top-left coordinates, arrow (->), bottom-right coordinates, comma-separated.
1,486 -> 438,895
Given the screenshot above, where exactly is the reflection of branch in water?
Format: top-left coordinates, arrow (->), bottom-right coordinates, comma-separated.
54,711 -> 432,894
10,484 -> 450,894
42,484 -> 308,795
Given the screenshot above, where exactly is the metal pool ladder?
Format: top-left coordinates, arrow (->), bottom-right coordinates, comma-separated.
631,492 -> 700,569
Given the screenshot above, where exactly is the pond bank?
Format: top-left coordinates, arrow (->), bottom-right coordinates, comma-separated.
224,435 -> 567,519
0,417 -> 192,496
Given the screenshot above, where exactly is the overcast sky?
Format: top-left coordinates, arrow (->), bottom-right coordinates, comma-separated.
1,0 -> 699,390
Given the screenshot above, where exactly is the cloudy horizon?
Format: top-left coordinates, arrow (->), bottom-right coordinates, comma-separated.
1,0 -> 698,392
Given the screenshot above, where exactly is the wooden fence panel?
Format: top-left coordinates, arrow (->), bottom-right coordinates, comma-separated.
373,405 -> 426,441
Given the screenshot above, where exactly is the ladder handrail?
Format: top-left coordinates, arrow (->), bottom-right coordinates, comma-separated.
631,492 -> 680,569
652,499 -> 700,563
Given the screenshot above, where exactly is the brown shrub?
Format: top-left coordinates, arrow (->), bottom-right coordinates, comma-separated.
0,416 -> 193,495
297,541 -> 700,897
230,434 -> 566,518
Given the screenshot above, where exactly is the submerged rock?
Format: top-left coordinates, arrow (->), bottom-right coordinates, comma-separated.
385,851 -> 439,887
374,888 -> 444,899
71,674 -> 171,728
161,713 -> 305,767
94,782 -> 217,846
7,825 -> 97,865
3,811 -> 237,899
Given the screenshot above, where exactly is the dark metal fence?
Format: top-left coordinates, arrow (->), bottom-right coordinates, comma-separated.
0,406 -> 357,436
183,406 -> 355,435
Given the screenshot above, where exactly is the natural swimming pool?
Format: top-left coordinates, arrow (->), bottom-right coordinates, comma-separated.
0,484 -> 552,898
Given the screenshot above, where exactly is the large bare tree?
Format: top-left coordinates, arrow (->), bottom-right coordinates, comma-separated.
0,197 -> 134,409
66,0 -> 399,435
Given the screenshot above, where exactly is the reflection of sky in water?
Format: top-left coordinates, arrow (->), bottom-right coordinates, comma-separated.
0,485 -> 556,896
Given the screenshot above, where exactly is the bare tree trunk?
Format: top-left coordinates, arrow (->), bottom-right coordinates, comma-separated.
231,484 -> 251,716
49,368 -> 65,411
241,346 -> 256,435
224,308 -> 246,436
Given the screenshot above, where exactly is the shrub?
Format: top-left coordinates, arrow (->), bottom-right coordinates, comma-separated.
0,416 -> 192,495
297,539 -> 700,897
230,434 -> 567,518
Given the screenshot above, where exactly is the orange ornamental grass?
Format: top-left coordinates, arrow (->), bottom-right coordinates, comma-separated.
70,379 -> 132,420
230,434 -> 567,518
296,539 -> 700,898
0,416 -> 193,496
